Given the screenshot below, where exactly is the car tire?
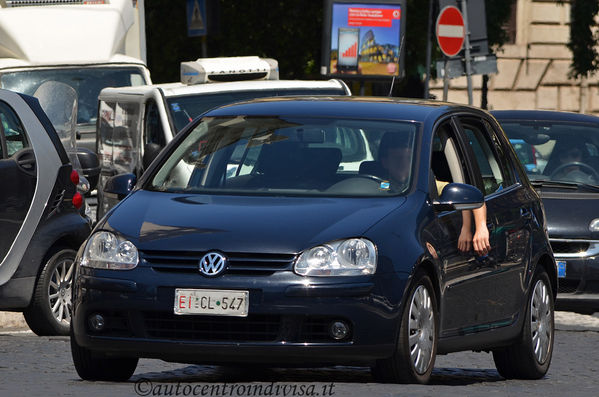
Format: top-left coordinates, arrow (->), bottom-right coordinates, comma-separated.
492,267 -> 554,379
70,325 -> 138,381
23,248 -> 77,336
372,271 -> 438,384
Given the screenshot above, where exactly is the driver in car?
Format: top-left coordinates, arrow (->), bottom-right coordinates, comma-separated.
551,140 -> 598,184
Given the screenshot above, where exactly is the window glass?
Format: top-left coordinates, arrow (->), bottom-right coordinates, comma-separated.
500,119 -> 599,186
1,67 -> 147,125
166,88 -> 347,132
97,100 -> 141,174
144,101 -> 166,147
461,119 -> 506,195
150,116 -> 419,197
484,120 -> 516,186
0,101 -> 29,157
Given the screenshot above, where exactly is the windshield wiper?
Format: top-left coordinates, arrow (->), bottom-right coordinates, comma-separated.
530,179 -> 599,191
529,180 -> 579,189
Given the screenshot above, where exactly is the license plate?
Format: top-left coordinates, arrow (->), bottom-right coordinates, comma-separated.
174,289 -> 249,317
557,260 -> 567,278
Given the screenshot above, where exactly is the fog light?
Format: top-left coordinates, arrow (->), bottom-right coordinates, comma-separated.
330,321 -> 349,340
88,314 -> 105,331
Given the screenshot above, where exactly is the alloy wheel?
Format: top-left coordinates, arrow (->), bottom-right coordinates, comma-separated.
408,285 -> 435,374
530,279 -> 552,365
47,256 -> 74,325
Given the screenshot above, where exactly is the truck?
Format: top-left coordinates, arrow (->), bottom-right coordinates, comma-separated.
96,56 -> 353,220
0,0 -> 151,153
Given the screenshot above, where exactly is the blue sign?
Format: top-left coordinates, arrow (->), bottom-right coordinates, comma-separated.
557,260 -> 566,278
187,0 -> 207,37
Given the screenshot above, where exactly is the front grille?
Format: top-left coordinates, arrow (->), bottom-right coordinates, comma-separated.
88,310 -> 352,343
550,241 -> 590,254
143,312 -> 281,342
558,279 -> 580,294
140,250 -> 296,275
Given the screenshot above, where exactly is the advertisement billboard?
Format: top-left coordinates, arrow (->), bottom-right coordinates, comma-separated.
322,0 -> 406,79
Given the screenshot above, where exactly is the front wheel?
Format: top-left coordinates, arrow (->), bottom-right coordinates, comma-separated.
372,271 -> 438,384
493,268 -> 554,379
24,249 -> 77,336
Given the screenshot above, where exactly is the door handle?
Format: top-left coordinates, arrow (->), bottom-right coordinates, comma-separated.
16,150 -> 36,176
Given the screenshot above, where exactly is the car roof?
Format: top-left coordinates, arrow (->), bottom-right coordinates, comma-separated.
202,96 -> 478,122
492,109 -> 599,124
99,79 -> 350,98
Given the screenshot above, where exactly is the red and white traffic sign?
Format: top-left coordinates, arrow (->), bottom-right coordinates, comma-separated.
436,6 -> 465,57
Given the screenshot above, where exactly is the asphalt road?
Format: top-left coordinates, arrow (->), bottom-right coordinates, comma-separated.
1,312 -> 598,397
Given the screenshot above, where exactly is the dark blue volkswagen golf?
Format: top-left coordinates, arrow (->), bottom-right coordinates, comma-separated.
71,97 -> 556,384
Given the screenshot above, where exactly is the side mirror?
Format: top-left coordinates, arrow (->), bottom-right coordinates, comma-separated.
103,173 -> 137,200
433,183 -> 484,212
143,143 -> 162,171
76,147 -> 100,191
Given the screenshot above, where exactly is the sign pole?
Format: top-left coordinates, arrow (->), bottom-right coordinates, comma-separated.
460,0 -> 473,105
424,0 -> 434,99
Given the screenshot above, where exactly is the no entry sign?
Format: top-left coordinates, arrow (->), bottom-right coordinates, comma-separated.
436,6 -> 465,57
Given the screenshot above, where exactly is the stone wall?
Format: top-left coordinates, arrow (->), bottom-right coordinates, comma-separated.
429,0 -> 599,115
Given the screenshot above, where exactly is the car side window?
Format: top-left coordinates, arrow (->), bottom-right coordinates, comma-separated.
459,117 -> 510,195
144,100 -> 166,148
0,101 -> 29,158
484,120 -> 516,186
431,121 -> 470,198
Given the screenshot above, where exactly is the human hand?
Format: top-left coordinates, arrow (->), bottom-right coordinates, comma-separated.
472,225 -> 490,256
458,227 -> 472,253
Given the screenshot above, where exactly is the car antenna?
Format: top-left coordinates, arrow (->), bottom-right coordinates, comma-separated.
388,35 -> 405,97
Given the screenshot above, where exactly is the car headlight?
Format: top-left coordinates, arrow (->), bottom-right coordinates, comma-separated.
590,218 -> 599,232
80,231 -> 139,270
294,238 -> 377,276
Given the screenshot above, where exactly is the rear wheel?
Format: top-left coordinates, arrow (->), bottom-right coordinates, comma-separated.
71,325 -> 138,381
493,268 -> 554,379
24,249 -> 76,336
372,271 -> 438,384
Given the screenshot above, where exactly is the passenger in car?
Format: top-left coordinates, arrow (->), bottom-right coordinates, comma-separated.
378,132 -> 490,257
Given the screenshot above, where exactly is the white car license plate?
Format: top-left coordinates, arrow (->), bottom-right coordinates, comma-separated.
174,289 -> 249,317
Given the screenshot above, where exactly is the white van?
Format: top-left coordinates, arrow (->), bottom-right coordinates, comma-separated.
96,56 -> 353,220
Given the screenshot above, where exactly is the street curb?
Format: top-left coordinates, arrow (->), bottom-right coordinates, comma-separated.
0,311 -> 28,331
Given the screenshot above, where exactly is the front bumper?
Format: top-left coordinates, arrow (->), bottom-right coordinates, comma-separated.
72,266 -> 406,366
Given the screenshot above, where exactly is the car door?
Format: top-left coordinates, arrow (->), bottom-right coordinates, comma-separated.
0,100 -> 36,263
454,115 -> 531,327
430,118 -> 492,334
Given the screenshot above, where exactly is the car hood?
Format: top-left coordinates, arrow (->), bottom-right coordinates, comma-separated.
540,190 -> 599,239
103,190 -> 406,253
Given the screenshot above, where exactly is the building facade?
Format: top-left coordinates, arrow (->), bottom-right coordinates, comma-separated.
429,0 -> 599,114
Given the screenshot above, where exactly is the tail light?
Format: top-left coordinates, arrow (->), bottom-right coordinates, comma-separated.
72,192 -> 83,209
70,170 -> 80,185
70,169 -> 83,209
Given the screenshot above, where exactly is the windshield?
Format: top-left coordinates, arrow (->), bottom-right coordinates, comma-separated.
500,120 -> 599,185
167,89 -> 347,132
149,116 -> 419,197
1,67 -> 146,125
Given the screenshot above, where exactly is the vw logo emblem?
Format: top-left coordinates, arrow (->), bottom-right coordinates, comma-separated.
199,252 -> 227,276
